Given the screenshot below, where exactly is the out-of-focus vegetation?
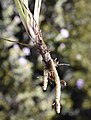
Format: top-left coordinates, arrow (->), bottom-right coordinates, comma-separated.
0,0 -> 91,120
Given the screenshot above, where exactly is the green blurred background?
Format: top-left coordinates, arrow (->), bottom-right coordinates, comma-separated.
0,0 -> 91,120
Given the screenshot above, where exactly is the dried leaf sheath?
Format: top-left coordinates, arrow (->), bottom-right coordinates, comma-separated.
34,0 -> 42,26
43,69 -> 48,91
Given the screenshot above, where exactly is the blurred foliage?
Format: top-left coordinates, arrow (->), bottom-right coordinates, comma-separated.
0,0 -> 91,120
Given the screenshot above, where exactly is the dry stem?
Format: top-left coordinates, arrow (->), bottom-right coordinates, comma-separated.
13,0 -> 62,113
35,30 -> 61,113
